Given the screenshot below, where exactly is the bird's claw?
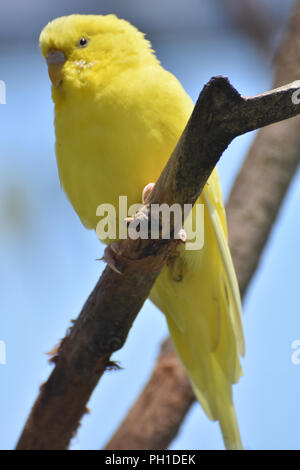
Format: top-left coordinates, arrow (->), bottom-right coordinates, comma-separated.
141,182 -> 187,243
142,182 -> 155,204
100,243 -> 123,274
177,227 -> 187,243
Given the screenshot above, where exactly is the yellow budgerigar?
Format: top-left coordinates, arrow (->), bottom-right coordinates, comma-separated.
40,14 -> 245,450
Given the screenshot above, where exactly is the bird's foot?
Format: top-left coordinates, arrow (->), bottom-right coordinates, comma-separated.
142,182 -> 187,243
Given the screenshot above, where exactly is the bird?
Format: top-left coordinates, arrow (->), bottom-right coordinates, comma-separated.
40,14 -> 245,450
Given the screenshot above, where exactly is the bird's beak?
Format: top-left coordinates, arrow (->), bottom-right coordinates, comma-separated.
46,49 -> 66,87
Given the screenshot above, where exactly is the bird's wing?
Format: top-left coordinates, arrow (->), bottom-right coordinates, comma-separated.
150,169 -> 244,449
203,174 -> 245,356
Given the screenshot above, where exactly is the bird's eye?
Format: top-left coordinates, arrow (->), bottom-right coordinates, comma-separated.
78,38 -> 89,48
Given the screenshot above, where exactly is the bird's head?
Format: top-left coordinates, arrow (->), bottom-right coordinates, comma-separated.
39,14 -> 158,91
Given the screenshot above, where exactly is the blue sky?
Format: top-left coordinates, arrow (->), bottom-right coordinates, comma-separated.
0,1 -> 299,450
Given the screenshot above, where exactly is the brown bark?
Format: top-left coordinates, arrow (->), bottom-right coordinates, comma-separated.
105,340 -> 196,451
218,0 -> 280,54
15,42 -> 300,451
105,2 -> 300,451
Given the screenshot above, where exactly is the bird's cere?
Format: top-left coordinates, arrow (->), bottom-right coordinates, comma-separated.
46,49 -> 66,65
46,49 -> 66,87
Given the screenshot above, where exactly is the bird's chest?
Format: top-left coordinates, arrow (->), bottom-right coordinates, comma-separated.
54,97 -> 169,231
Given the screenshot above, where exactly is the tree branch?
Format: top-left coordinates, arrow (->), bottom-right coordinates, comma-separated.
105,1 -> 300,451
15,73 -> 300,449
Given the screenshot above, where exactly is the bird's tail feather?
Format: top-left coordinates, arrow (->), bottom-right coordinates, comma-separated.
166,315 -> 243,450
218,402 -> 243,450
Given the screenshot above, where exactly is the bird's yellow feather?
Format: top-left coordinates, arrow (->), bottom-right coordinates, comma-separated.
40,14 -> 245,450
